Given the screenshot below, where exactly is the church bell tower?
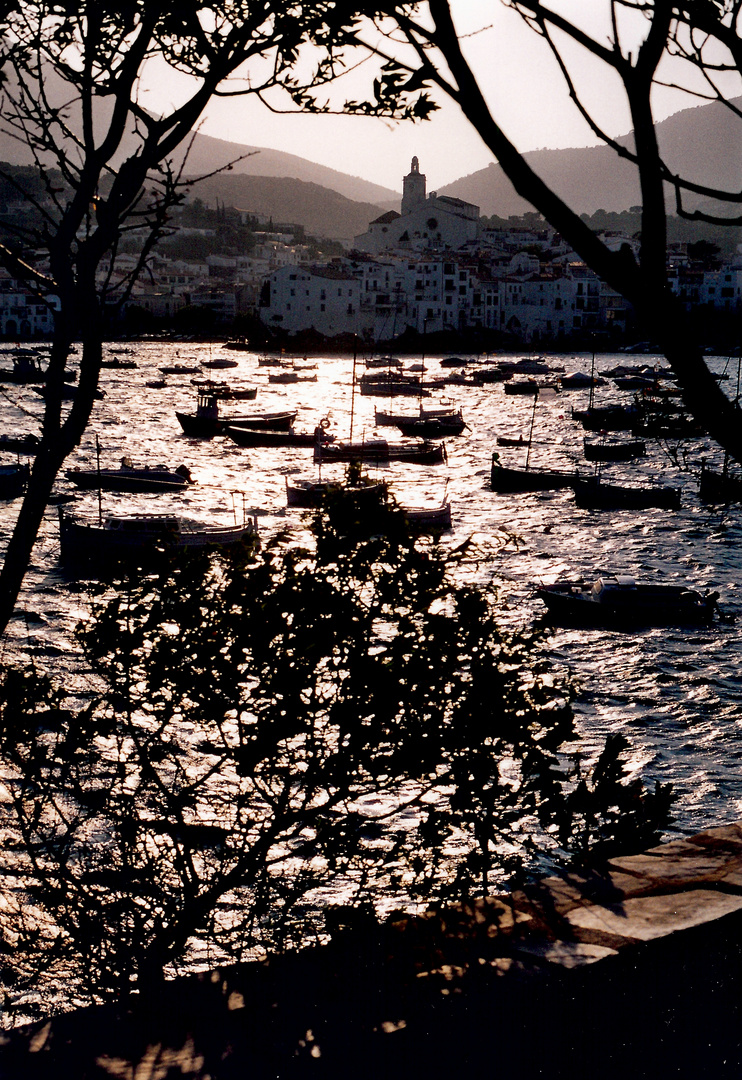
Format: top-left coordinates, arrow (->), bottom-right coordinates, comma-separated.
401,156 -> 426,216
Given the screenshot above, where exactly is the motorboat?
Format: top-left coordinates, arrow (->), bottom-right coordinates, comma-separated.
536,573 -> 721,627
65,459 -> 194,493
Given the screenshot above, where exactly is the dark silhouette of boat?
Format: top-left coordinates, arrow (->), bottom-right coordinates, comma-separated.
699,460 -> 742,503
536,573 -> 721,627
58,508 -> 259,566
583,437 -> 646,462
176,391 -> 295,437
65,460 -> 194,493
572,476 -> 681,510
0,462 -> 29,498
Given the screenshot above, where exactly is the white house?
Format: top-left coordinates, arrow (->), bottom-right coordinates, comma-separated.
259,264 -> 359,336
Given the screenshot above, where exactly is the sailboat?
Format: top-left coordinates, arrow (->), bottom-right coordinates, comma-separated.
491,387 -> 581,492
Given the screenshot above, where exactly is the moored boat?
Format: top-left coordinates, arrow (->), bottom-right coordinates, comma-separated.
491,453 -> 579,492
536,573 -> 721,627
393,411 -> 466,438
65,460 -> 194,493
315,438 -> 446,465
0,461 -> 29,498
285,474 -> 388,509
583,437 -> 646,462
572,476 -> 681,510
699,461 -> 742,503
58,508 -> 259,566
176,391 -> 294,437
225,425 -> 319,449
401,498 -> 452,532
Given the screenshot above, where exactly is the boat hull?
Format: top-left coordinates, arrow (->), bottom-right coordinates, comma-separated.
58,511 -> 258,567
65,467 -> 192,493
573,478 -> 681,510
491,461 -> 578,492
537,579 -> 717,627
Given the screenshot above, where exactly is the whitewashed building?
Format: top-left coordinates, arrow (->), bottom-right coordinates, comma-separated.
259,264 -> 359,336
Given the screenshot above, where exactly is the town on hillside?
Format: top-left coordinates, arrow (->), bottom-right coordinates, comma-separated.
0,156 -> 737,349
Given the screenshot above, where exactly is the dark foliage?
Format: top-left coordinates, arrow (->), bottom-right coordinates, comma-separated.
0,505 -> 673,1013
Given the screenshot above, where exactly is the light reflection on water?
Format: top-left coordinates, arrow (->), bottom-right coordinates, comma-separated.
1,344 -> 741,836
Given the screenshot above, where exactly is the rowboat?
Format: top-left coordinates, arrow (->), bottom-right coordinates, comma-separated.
572,476 -> 681,510
583,437 -> 646,462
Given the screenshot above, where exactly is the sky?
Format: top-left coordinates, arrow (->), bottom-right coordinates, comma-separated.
143,2 -> 713,194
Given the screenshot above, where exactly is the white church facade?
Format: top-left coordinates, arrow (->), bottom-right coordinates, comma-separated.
353,157 -> 480,255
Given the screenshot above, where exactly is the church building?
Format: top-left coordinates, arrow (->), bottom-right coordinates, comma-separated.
353,157 -> 480,254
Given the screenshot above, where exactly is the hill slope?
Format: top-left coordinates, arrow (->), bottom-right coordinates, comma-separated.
190,173 -> 384,240
440,97 -> 742,218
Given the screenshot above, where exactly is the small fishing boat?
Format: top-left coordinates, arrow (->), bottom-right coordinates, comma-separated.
365,354 -> 403,369
176,391 -> 294,437
160,363 -> 200,375
572,476 -> 681,510
101,356 -> 137,369
190,380 -> 257,400
401,498 -> 452,532
393,410 -> 466,438
201,357 -> 239,369
572,403 -> 642,431
583,437 -> 646,462
491,455 -> 579,492
65,459 -> 194,493
536,573 -> 721,628
225,425 -> 321,449
374,402 -> 459,426
58,508 -> 259,566
0,433 -> 39,454
285,473 -> 388,509
315,438 -> 446,466
699,460 -> 742,504
268,371 -> 318,384
491,388 -> 579,492
0,461 -> 29,498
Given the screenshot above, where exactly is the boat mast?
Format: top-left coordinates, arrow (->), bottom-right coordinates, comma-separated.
524,389 -> 539,472
95,433 -> 102,525
350,335 -> 358,443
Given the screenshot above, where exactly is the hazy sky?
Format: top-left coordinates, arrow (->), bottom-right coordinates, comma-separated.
145,2 -> 703,193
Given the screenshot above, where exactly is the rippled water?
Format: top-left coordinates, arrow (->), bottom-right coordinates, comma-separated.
2,343 -> 742,836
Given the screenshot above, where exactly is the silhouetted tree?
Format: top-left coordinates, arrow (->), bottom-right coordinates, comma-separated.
0,1 -> 430,638
0,505 -> 673,1014
330,3 -> 742,459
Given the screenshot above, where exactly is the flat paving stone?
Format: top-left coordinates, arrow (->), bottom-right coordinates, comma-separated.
565,887 -> 742,943
607,851 -> 742,887
512,939 -> 619,968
